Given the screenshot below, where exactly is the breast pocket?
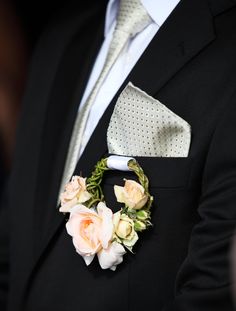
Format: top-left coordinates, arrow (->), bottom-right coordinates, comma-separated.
102,156 -> 195,219
103,156 -> 193,190
134,156 -> 193,189
102,156 -> 198,264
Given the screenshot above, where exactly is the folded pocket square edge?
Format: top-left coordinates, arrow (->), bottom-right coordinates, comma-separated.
107,82 -> 191,158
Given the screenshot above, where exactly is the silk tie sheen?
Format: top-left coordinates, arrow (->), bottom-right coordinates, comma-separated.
59,0 -> 152,199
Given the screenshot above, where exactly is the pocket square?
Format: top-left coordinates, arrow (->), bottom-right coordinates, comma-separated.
107,82 -> 191,157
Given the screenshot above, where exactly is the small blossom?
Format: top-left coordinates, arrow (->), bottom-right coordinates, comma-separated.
59,176 -> 91,213
134,220 -> 146,231
136,210 -> 149,221
114,180 -> 148,210
117,219 -> 132,239
113,212 -> 138,249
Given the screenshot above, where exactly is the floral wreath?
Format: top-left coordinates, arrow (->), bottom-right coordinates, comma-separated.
59,156 -> 154,271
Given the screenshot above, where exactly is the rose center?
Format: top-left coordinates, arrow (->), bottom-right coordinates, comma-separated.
117,220 -> 132,239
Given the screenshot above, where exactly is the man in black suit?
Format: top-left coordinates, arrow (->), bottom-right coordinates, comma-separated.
0,0 -> 236,310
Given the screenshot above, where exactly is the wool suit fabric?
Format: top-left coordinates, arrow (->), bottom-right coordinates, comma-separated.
0,0 -> 236,310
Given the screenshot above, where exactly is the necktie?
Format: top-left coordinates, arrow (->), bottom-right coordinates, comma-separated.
59,0 -> 152,199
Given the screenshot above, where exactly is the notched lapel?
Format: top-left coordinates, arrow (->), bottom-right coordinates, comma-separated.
73,0 -> 216,178
129,0 -> 216,96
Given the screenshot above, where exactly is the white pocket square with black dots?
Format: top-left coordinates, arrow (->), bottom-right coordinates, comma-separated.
107,82 -> 191,157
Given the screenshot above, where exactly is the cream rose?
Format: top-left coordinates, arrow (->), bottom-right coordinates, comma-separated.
114,180 -> 148,210
113,212 -> 138,248
59,176 -> 92,213
66,202 -> 114,266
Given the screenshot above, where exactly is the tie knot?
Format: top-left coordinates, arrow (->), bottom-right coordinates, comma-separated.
115,0 -> 152,37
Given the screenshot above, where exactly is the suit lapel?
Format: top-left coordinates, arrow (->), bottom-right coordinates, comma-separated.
22,0 -> 216,305
32,8 -> 106,249
74,0 -> 216,176
19,2 -> 107,307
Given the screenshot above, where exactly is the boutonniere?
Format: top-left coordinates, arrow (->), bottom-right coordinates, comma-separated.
59,156 -> 154,271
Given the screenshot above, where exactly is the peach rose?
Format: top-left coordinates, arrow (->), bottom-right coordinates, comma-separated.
114,180 -> 148,210
59,176 -> 91,213
66,202 -> 114,266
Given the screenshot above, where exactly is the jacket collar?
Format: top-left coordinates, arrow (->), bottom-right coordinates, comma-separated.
208,0 -> 236,16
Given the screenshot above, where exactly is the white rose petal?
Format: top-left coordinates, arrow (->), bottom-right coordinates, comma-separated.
123,231 -> 139,248
113,211 -> 121,231
59,197 -> 77,213
114,185 -> 126,204
78,190 -> 92,203
97,202 -> 114,249
81,254 -> 95,266
97,242 -> 126,271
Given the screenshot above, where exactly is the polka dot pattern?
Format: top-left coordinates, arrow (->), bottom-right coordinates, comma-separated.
107,82 -> 191,157
116,0 -> 152,36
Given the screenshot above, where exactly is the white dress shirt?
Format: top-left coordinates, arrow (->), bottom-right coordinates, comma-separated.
78,0 -> 180,157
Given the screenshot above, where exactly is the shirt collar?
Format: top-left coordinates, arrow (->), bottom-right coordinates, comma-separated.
104,0 -> 181,37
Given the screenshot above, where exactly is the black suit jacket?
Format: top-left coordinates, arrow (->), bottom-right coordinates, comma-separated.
1,0 -> 236,310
